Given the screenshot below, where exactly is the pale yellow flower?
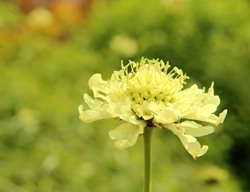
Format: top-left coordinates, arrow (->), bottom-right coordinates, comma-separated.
79,58 -> 227,159
109,34 -> 138,57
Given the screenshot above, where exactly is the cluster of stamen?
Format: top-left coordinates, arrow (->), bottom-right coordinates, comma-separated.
113,58 -> 189,108
127,88 -> 174,105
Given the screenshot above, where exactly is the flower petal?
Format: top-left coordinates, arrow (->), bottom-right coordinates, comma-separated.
178,121 -> 214,137
88,74 -> 110,101
203,109 -> 228,125
164,123 -> 209,158
175,83 -> 225,124
182,139 -> 209,159
84,93 -> 102,109
149,102 -> 179,124
109,122 -> 145,150
219,109 -> 227,123
176,132 -> 209,159
78,105 -> 111,123
157,108 -> 179,124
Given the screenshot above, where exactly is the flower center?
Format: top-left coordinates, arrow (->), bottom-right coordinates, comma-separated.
126,65 -> 177,106
113,59 -> 189,120
127,88 -> 173,105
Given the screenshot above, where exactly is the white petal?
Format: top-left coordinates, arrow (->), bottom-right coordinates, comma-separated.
176,131 -> 209,159
218,109 -> 227,124
149,102 -> 179,124
204,109 -> 228,125
109,123 -> 145,150
107,102 -> 141,125
164,123 -> 209,158
78,105 -> 111,123
88,74 -> 107,91
179,121 -> 214,137
88,74 -> 110,101
201,103 -> 218,115
84,94 -> 102,109
176,82 -> 226,125
183,140 -> 209,159
185,135 -> 197,142
208,82 -> 215,95
160,108 -> 179,124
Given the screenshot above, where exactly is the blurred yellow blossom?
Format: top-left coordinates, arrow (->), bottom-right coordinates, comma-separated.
196,164 -> 229,185
26,7 -> 54,29
109,34 -> 138,57
79,58 -> 227,159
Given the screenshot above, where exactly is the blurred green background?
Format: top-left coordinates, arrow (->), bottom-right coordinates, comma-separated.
0,0 -> 250,191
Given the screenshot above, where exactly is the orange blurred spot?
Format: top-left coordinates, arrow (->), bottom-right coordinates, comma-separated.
51,0 -> 91,23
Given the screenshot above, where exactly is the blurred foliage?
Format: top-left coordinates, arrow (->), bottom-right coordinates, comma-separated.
0,0 -> 249,191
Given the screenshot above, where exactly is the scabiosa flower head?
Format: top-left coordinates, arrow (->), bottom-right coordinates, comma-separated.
79,58 -> 227,159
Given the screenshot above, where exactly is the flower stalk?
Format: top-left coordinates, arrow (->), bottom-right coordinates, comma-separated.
144,127 -> 153,192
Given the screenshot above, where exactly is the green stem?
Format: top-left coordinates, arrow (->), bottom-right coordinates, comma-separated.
144,127 -> 153,192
